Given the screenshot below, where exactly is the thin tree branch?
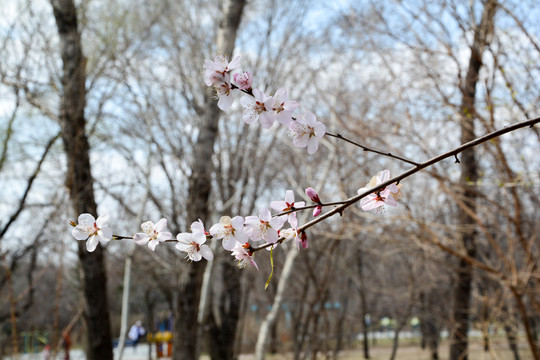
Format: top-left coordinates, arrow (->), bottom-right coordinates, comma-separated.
326,132 -> 421,166
0,132 -> 61,240
251,117 -> 539,252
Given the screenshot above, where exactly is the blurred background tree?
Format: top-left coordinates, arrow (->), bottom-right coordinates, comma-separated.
0,0 -> 538,359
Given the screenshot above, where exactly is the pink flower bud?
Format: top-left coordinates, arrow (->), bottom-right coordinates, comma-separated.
233,71 -> 253,90
300,232 -> 308,249
305,187 -> 320,203
312,205 -> 322,217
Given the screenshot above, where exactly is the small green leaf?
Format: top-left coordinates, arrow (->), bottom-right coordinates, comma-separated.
265,248 -> 274,290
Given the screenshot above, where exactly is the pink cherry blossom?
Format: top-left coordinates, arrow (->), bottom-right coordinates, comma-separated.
204,55 -> 241,86
212,73 -> 235,111
270,190 -> 305,229
299,231 -> 308,249
244,208 -> 286,244
289,112 -> 326,154
209,215 -> 249,251
233,71 -> 253,90
358,170 -> 400,211
306,187 -> 322,217
305,187 -> 320,203
280,228 -> 308,249
133,218 -> 172,251
71,213 -> 113,252
175,220 -> 213,261
271,88 -> 299,126
231,242 -> 258,270
240,89 -> 274,127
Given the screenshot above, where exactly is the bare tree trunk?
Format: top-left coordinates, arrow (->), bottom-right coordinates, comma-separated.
510,289 -> 539,360
332,278 -> 351,360
504,322 -> 521,360
172,1 -> 245,359
117,253 -> 133,359
389,322 -> 404,360
420,291 -> 440,360
449,2 -> 497,360
206,261 -> 243,360
357,249 -> 370,360
49,1 -> 113,359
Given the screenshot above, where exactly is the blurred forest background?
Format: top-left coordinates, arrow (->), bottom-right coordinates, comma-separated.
0,0 -> 538,359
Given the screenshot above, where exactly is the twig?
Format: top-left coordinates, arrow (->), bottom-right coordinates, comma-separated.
326,132 -> 421,166
250,117 -> 539,252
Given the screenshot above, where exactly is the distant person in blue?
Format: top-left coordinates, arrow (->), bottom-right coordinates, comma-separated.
128,320 -> 146,349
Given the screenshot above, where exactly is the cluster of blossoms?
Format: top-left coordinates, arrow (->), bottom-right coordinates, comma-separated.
71,171 -> 401,270
71,189 -> 316,269
69,55 -> 404,273
204,55 -> 326,154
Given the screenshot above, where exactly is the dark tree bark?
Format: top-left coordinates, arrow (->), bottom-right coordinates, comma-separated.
449,2 -> 498,360
420,291 -> 440,360
49,1 -> 113,359
172,1 -> 246,359
357,248 -> 370,359
332,278 -> 352,360
206,261 -> 243,360
504,322 -> 521,360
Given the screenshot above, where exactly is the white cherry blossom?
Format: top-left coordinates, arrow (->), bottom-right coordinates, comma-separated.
358,170 -> 400,211
133,218 -> 172,251
244,208 -> 286,244
72,213 -> 112,252
231,241 -> 258,270
289,112 -> 326,154
240,89 -> 274,127
213,73 -> 235,111
270,190 -> 305,228
204,55 -> 241,86
271,88 -> 299,126
209,216 -> 249,251
175,220 -> 213,261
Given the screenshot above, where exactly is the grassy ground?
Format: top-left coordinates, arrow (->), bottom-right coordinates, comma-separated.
233,338 -> 534,360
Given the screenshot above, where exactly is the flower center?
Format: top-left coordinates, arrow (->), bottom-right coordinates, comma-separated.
273,102 -> 285,113
90,222 -> 99,236
254,101 -> 266,114
191,241 -> 200,252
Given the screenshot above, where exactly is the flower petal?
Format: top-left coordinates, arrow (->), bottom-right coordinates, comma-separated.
157,231 -> 172,241
133,233 -> 150,245
222,236 -> 236,251
230,216 -> 244,229
314,122 -> 326,138
86,235 -> 100,252
99,227 -> 113,242
72,227 -> 89,240
307,137 -> 319,154
385,194 -> 398,207
175,241 -> 191,252
270,200 -> 286,212
154,218 -> 168,232
292,134 -> 308,148
259,208 -> 272,222
77,213 -> 95,227
148,239 -> 159,251
96,214 -> 110,227
284,190 -> 295,204
218,93 -> 234,111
